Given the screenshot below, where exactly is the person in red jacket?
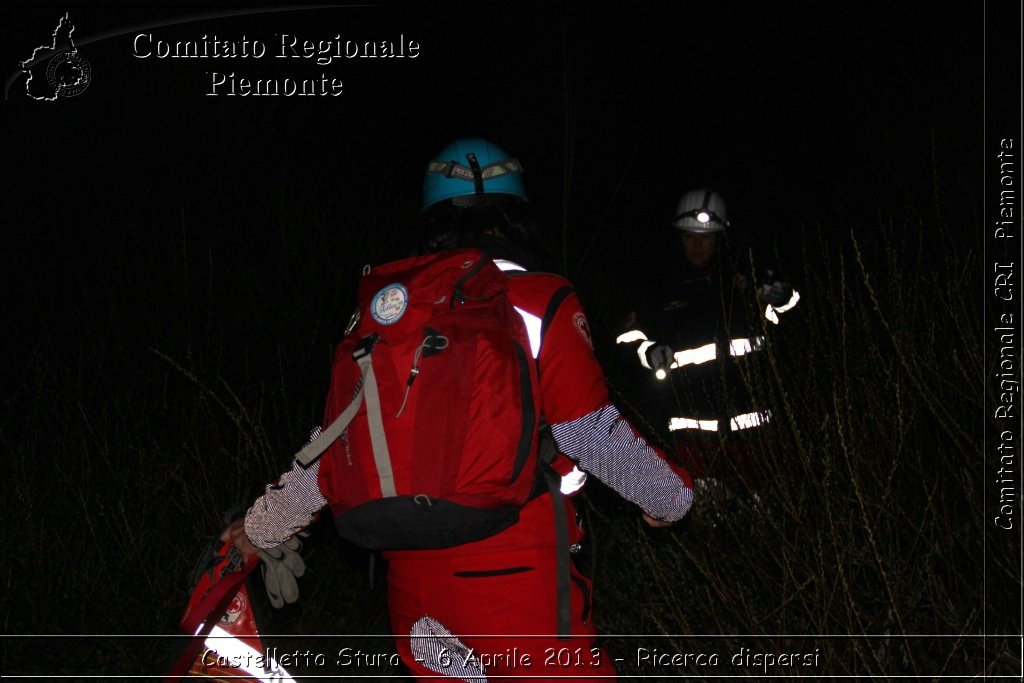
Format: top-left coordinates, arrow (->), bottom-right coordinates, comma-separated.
223,138 -> 693,680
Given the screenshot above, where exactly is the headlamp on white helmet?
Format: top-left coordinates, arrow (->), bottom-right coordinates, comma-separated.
673,189 -> 729,234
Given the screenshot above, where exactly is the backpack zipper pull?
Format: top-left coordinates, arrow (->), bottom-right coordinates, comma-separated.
395,330 -> 449,417
395,363 -> 421,418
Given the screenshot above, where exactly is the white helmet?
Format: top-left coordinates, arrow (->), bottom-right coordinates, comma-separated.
673,189 -> 729,233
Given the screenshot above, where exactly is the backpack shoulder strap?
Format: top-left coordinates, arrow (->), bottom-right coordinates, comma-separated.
295,384 -> 362,468
295,334 -> 394,500
540,284 -> 574,353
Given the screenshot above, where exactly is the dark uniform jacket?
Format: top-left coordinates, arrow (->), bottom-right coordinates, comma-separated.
619,245 -> 795,436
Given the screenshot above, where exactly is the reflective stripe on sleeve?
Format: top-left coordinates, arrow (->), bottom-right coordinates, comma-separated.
729,410 -> 772,430
637,340 -> 656,369
669,417 -> 719,432
667,410 -> 772,433
775,288 -> 800,313
615,330 -> 648,344
765,289 -> 800,324
729,337 -> 764,357
672,342 -> 716,367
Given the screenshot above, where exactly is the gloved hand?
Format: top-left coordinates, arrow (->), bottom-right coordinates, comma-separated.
258,536 -> 305,608
646,344 -> 674,374
220,517 -> 258,561
758,269 -> 794,307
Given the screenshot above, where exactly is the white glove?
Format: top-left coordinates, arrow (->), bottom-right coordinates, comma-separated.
258,536 -> 305,608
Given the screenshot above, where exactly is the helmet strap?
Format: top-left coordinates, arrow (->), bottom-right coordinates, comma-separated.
465,152 -> 485,196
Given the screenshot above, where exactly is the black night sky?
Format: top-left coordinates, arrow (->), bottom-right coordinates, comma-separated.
3,4 -> 991,281
2,1 -> 1021,678
4,2 -> 1005,375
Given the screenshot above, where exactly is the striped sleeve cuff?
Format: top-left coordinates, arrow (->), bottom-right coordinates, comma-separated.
244,457 -> 328,548
550,405 -> 694,522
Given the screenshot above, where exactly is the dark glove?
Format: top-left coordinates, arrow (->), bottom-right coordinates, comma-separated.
258,536 -> 305,608
758,269 -> 794,307
646,344 -> 673,375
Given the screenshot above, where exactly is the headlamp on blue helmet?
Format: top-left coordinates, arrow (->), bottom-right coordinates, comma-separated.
422,138 -> 528,211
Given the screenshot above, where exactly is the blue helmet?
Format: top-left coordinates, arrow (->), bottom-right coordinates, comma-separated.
421,138 -> 528,211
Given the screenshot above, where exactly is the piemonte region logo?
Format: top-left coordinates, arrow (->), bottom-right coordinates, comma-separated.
20,13 -> 92,100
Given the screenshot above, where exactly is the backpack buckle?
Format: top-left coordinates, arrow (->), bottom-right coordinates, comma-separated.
353,333 -> 380,360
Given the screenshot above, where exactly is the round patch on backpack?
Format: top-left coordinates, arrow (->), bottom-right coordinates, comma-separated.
371,283 -> 409,325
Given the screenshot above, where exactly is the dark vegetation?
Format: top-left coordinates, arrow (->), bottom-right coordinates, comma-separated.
3,166 -> 1016,680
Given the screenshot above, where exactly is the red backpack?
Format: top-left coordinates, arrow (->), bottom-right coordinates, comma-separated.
296,248 -> 542,550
